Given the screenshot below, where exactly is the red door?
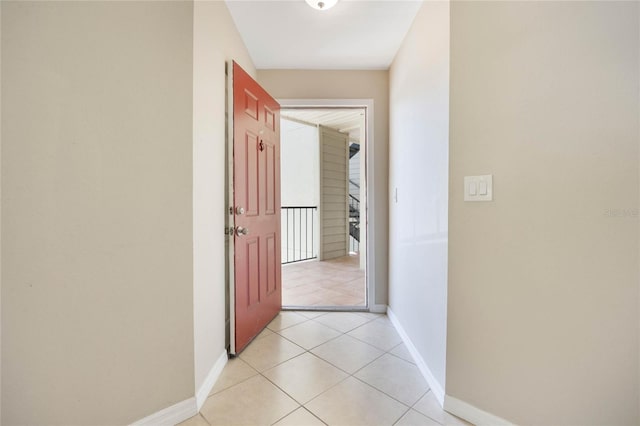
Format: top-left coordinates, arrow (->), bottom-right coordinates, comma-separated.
232,62 -> 281,353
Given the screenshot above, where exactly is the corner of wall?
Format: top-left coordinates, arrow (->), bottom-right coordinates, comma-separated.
191,0 -> 256,407
195,350 -> 227,411
388,308 -> 514,426
387,0 -> 449,405
0,0 -> 3,422
443,396 -> 515,426
387,308 -> 445,405
130,399 -> 197,426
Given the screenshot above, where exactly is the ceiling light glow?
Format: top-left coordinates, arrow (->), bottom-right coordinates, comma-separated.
305,0 -> 338,11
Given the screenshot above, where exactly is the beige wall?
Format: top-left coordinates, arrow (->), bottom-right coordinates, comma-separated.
0,2 -> 3,423
192,0 -> 256,398
2,2 -> 195,424
448,2 -> 639,424
388,0 -> 449,394
257,70 -> 389,306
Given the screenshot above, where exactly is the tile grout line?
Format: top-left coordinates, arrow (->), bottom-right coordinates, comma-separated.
297,327 -> 352,424
263,320 -> 371,424
311,314 -> 433,425
391,406 -> 413,426
299,406 -> 329,426
196,413 -> 212,426
297,316 -> 417,425
261,328 -> 351,425
207,369 -> 258,398
410,389 -> 450,426
197,310 -> 434,426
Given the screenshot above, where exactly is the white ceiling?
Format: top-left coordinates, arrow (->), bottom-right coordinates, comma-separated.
225,0 -> 424,70
282,108 -> 365,141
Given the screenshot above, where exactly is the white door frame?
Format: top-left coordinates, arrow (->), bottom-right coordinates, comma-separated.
278,98 -> 382,313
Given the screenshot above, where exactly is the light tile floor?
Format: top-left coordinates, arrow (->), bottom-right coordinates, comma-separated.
282,255 -> 366,307
179,311 -> 471,426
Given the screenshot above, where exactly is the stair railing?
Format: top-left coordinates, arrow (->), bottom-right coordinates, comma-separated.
281,206 -> 317,264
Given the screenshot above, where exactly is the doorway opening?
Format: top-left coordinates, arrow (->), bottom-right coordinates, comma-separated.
279,107 -> 367,309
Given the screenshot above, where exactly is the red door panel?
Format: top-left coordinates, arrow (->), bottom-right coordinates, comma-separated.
233,62 -> 281,353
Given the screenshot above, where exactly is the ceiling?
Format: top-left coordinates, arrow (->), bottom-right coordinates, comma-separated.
282,108 -> 365,141
225,0 -> 424,70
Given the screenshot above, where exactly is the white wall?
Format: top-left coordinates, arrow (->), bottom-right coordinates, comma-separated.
447,2 -> 639,424
388,0 -> 450,395
280,119 -> 319,207
192,0 -> 256,403
2,2 -> 194,424
280,119 -> 319,262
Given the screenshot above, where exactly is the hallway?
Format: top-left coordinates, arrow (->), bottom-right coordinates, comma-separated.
180,311 -> 469,426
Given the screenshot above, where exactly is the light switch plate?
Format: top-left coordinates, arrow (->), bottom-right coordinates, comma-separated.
464,175 -> 493,202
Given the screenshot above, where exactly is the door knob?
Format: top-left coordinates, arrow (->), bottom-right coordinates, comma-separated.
236,226 -> 249,236
236,206 -> 245,215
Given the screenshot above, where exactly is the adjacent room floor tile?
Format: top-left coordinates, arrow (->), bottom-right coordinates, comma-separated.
347,319 -> 403,351
282,255 -> 365,307
305,377 -> 408,426
310,334 -> 384,374
355,354 -> 429,406
200,375 -> 298,426
277,320 -> 341,350
272,407 -> 326,426
209,357 -> 258,396
239,333 -> 305,372
263,352 -> 348,404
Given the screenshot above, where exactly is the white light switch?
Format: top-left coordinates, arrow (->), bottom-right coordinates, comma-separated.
464,175 -> 493,202
478,181 -> 488,195
469,181 -> 477,195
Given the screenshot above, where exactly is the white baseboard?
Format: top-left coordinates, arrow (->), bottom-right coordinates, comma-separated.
444,395 -> 515,426
130,397 -> 197,426
196,350 -> 228,410
131,350 -> 228,426
387,307 -> 445,405
385,308 -> 514,426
